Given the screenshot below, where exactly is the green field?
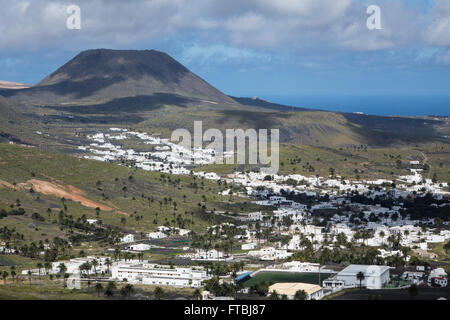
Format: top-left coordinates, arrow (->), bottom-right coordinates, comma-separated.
0,280 -> 103,300
0,142 -> 265,237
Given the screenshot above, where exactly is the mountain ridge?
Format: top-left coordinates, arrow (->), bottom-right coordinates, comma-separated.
0,49 -> 448,149
0,49 -> 236,106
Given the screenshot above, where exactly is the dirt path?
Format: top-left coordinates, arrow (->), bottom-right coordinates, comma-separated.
420,151 -> 432,180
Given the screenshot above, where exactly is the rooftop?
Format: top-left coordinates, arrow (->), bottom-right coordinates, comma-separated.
269,282 -> 322,296
338,264 -> 390,277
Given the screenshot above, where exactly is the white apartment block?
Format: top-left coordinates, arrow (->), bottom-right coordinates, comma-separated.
111,263 -> 210,288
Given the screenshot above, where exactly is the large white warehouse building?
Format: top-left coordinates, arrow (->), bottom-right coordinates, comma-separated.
324,265 -> 390,290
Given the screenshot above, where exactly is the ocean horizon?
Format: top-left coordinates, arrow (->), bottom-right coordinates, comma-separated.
258,94 -> 450,117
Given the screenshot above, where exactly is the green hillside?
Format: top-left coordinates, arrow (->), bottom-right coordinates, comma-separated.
0,143 -> 263,245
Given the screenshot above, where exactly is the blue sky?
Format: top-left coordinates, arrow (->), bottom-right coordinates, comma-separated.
0,0 -> 449,97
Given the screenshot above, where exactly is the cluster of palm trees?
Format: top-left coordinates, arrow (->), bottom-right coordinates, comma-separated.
97,282 -> 135,298
112,249 -> 144,262
269,289 -> 308,300
1,266 -> 16,284
198,261 -> 245,277
190,225 -> 245,258
36,262 -> 52,277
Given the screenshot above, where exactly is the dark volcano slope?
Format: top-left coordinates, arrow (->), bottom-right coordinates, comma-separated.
1,49 -> 236,106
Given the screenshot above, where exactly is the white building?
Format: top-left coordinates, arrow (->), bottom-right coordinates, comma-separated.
428,268 -> 448,287
282,261 -> 321,273
51,256 -> 110,275
127,243 -> 151,252
192,249 -> 228,261
241,242 -> 258,250
247,211 -> 263,221
179,249 -> 232,261
248,247 -> 293,261
121,234 -> 135,243
402,271 -> 424,284
148,232 -> 167,239
111,263 -> 210,288
0,246 -> 17,254
323,265 -> 390,290
176,228 -> 191,236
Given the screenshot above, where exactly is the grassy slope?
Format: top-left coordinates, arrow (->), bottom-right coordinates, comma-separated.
0,143 -> 264,241
0,280 -> 103,300
194,142 -> 450,183
135,105 -> 448,147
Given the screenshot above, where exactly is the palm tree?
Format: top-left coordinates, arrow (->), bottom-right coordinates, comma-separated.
105,258 -> 112,274
57,263 -> 67,276
57,263 -> 67,287
193,289 -> 202,300
114,249 -> 121,261
154,286 -> 164,300
379,231 -> 385,246
356,271 -> 365,289
36,263 -> 43,278
79,262 -> 90,278
2,271 -> 8,284
44,262 -> 52,276
10,266 -> 17,283
105,281 -> 116,297
92,259 -> 99,276
120,284 -> 135,298
269,290 -> 280,300
294,290 -> 308,300
95,283 -> 103,296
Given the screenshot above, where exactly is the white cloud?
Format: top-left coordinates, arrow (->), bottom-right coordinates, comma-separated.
0,0 -> 447,54
425,0 -> 450,47
180,44 -> 271,65
329,1 -> 424,51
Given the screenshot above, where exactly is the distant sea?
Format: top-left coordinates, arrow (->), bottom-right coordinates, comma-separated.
259,95 -> 450,117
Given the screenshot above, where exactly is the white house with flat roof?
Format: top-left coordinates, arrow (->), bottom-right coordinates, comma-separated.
126,243 -> 151,252
148,231 -> 167,239
121,234 -> 135,243
323,265 -> 390,290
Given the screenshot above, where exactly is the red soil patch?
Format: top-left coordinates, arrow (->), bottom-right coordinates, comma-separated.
0,179 -> 19,190
0,177 -> 129,215
27,179 -> 113,211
